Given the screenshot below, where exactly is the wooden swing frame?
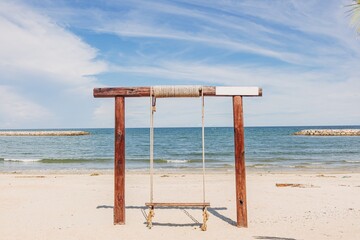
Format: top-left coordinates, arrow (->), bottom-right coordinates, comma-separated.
93,86 -> 262,228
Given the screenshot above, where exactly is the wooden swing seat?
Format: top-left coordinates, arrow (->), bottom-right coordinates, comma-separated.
145,202 -> 210,208
145,202 -> 210,231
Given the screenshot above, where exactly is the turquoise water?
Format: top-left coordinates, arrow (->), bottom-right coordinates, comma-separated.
1,126 -> 360,172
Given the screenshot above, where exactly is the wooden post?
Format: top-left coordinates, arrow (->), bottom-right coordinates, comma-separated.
233,96 -> 248,227
114,97 -> 125,224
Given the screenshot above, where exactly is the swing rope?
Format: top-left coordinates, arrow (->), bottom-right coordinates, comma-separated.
149,86 -> 206,203
148,86 -> 208,230
150,87 -> 155,204
201,87 -> 206,204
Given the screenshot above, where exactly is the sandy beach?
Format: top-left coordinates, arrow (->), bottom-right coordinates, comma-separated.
1,171 -> 359,240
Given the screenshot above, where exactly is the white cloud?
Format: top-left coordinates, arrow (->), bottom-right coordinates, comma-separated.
0,86 -> 52,128
0,2 -> 107,84
0,2 -> 107,128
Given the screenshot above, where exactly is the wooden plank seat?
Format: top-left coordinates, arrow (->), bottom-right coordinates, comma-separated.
145,202 -> 210,208
145,202 -> 210,231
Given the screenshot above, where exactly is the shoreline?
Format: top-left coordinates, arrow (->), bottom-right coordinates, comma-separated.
2,167 -> 360,175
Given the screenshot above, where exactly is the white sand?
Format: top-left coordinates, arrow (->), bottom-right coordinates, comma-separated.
1,171 -> 359,240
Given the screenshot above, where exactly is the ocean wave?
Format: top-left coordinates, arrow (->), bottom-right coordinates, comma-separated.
216,163 -> 233,168
39,158 -> 112,163
1,158 -> 112,163
2,158 -> 42,162
247,164 -> 272,168
248,157 -> 291,163
288,165 -> 309,169
166,160 -> 189,164
344,160 -> 360,163
126,158 -> 217,164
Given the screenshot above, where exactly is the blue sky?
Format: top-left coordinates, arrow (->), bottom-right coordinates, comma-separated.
0,0 -> 359,129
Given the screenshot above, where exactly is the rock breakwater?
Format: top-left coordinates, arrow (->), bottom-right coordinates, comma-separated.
0,131 -> 90,136
294,129 -> 360,136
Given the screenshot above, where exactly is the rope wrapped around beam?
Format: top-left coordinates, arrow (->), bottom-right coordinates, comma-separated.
152,86 -> 202,98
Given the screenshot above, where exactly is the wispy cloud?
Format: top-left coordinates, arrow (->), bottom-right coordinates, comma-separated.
0,1 -> 107,128
1,0 -> 359,127
0,2 -> 107,83
22,1 -> 318,65
40,0 -> 360,67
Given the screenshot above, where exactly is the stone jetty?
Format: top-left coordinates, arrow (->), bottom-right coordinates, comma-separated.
294,129 -> 360,136
0,131 -> 90,136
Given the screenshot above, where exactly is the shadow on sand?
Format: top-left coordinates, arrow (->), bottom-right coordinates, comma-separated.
254,237 -> 297,240
96,205 -> 236,227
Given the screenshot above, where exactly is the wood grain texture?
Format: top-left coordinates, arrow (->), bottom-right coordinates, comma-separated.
145,202 -> 210,207
94,86 -> 216,97
94,86 -> 262,98
114,97 -> 125,225
233,96 -> 248,228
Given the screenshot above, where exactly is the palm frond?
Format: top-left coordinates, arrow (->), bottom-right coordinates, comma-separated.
347,0 -> 360,33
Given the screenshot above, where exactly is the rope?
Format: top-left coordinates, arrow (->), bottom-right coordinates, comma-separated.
150,87 -> 155,204
153,86 -> 201,98
149,85 -> 206,206
201,88 -> 206,204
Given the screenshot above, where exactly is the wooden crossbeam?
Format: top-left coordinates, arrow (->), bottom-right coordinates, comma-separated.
93,86 -> 262,98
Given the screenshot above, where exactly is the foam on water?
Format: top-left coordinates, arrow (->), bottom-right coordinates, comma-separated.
166,160 -> 190,164
344,160 -> 360,163
3,158 -> 42,162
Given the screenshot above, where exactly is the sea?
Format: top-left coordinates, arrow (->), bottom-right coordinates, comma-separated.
1,126 -> 360,172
